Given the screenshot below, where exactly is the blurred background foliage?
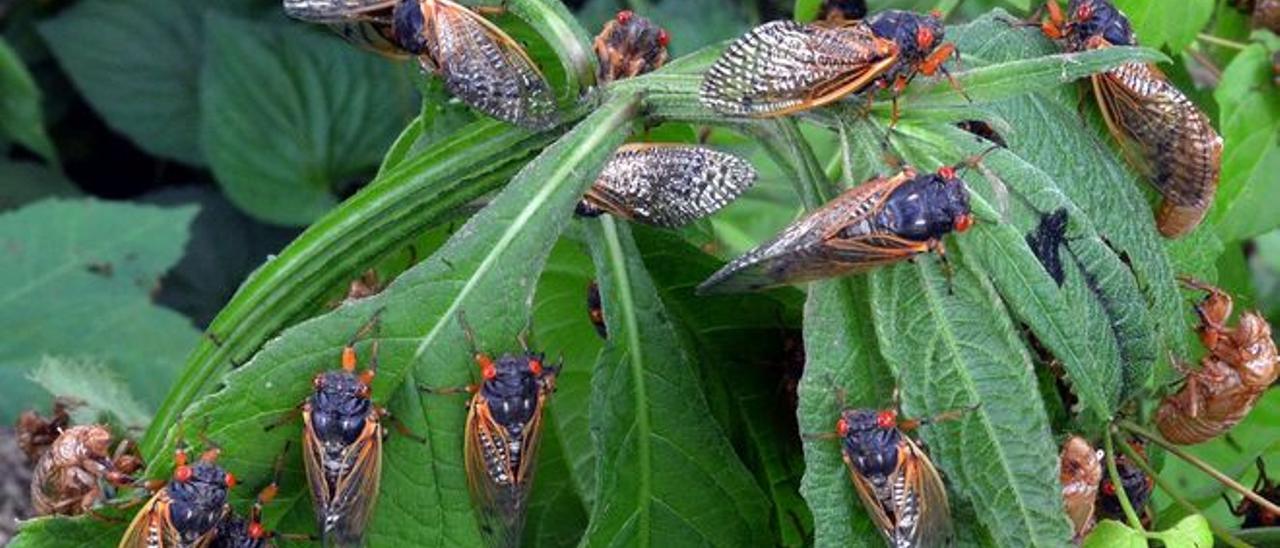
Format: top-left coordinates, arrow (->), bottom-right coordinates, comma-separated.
0,0 -> 1277,545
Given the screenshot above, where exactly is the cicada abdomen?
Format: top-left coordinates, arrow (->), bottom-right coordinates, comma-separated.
593,10 -> 669,84
700,20 -> 898,117
119,443 -> 236,548
696,164 -> 972,294
1155,279 -> 1278,444
302,315 -> 387,546
448,315 -> 558,547
1059,436 -> 1101,541
1041,0 -> 1221,238
32,425 -> 142,517
575,144 -> 758,228
835,408 -> 954,548
285,0 -> 558,130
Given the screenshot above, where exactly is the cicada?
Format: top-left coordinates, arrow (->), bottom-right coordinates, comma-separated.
1059,436 -> 1102,541
586,280 -> 607,339
425,313 -> 558,547
697,163 -> 973,294
211,447 -> 297,548
1156,278 -> 1278,445
32,424 -> 143,517
593,10 -> 669,84
700,9 -> 957,118
119,441 -> 236,548
283,0 -> 558,130
818,0 -> 868,23
300,313 -> 388,546
1039,0 -> 1221,238
1095,440 -> 1154,526
1228,458 -> 1280,529
575,144 -> 758,228
823,406 -> 954,547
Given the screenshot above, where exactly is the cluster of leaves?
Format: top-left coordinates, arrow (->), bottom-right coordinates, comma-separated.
1,0 -> 1277,547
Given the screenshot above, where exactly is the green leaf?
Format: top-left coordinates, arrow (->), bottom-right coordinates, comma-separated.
1150,514 -> 1213,548
1209,43 -> 1280,242
200,13 -> 417,226
0,38 -> 55,163
0,161 -> 80,211
581,217 -> 772,546
0,199 -> 200,421
794,0 -> 823,22
1112,0 -> 1214,52
28,356 -> 151,430
1082,520 -> 1147,548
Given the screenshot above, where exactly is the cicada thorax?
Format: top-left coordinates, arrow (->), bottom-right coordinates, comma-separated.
1045,0 -> 1221,238
697,166 -> 972,294
576,144 -> 758,228
120,446 -> 236,548
835,408 -> 953,548
593,10 -> 669,84
1155,280 -> 1278,445
31,424 -> 142,517
1058,436 -> 1102,541
1095,441 -> 1153,525
464,350 -> 557,547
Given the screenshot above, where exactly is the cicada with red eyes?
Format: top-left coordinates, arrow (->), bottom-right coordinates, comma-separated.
1155,278 -> 1278,445
283,0 -> 557,129
423,313 -> 558,547
1227,458 -> 1280,529
819,405 -> 954,547
1059,436 -> 1102,541
593,10 -> 669,84
574,144 -> 758,228
696,162 -> 973,294
119,441 -> 237,548
1095,439 -> 1154,526
295,313 -> 393,546
1039,0 -> 1221,238
700,9 -> 959,119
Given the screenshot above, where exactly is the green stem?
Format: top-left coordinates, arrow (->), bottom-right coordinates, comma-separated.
1196,33 -> 1248,51
509,0 -> 598,94
1118,419 -> 1280,518
1115,437 -> 1251,548
1104,426 -> 1146,531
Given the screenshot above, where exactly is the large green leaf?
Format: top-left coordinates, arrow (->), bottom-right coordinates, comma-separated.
0,38 -> 55,163
0,161 -> 80,211
1112,0 -> 1214,52
1208,42 -> 1280,242
581,217 -> 772,546
0,199 -> 199,420
200,13 -> 416,226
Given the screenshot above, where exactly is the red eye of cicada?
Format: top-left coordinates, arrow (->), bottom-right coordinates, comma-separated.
529,359 -> 543,375
175,465 -> 193,483
938,166 -> 956,180
916,26 -> 934,49
836,418 -> 849,436
249,523 -> 266,539
1075,4 -> 1092,21
876,410 -> 897,429
225,473 -> 237,488
954,214 -> 973,233
658,29 -> 670,47
481,360 -> 497,380
616,10 -> 633,24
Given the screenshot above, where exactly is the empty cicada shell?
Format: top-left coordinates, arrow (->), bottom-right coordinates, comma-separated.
575,144 -> 758,228
1156,279 -> 1278,445
1059,436 -> 1102,541
594,10 -> 669,84
16,399 -> 73,462
30,425 -> 142,517
697,163 -> 973,294
1040,0 -> 1221,238
700,10 -> 956,118
284,0 -> 558,129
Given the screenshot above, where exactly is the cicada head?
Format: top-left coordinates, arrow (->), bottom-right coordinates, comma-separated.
876,170 -> 971,242
836,408 -> 903,480
479,353 -> 554,435
167,458 -> 234,543
309,370 -> 375,447
1065,0 -> 1135,50
867,10 -> 945,67
594,10 -> 670,84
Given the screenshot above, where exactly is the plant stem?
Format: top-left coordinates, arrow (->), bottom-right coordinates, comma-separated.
1115,435 -> 1251,548
1118,419 -> 1280,518
1104,427 -> 1146,531
1196,33 -> 1248,51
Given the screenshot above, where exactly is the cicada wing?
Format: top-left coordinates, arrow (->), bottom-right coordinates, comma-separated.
585,144 -> 759,228
700,20 -> 898,117
696,175 -> 911,294
303,412 -> 382,545
1092,61 -> 1220,237
426,0 -> 558,130
119,492 -> 175,548
283,0 -> 397,23
844,460 -> 899,545
898,438 -> 953,548
464,398 -> 526,548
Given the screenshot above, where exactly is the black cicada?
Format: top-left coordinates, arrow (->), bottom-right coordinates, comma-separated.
211,447 -> 299,548
1039,0 -> 1221,238
697,163 -> 972,294
575,144 -> 758,228
593,10 -> 669,84
1228,458 -> 1280,529
700,9 -> 957,119
823,406 -> 954,547
425,313 -> 558,547
283,0 -> 557,130
1095,440 -> 1154,526
301,314 -> 387,546
119,442 -> 236,547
